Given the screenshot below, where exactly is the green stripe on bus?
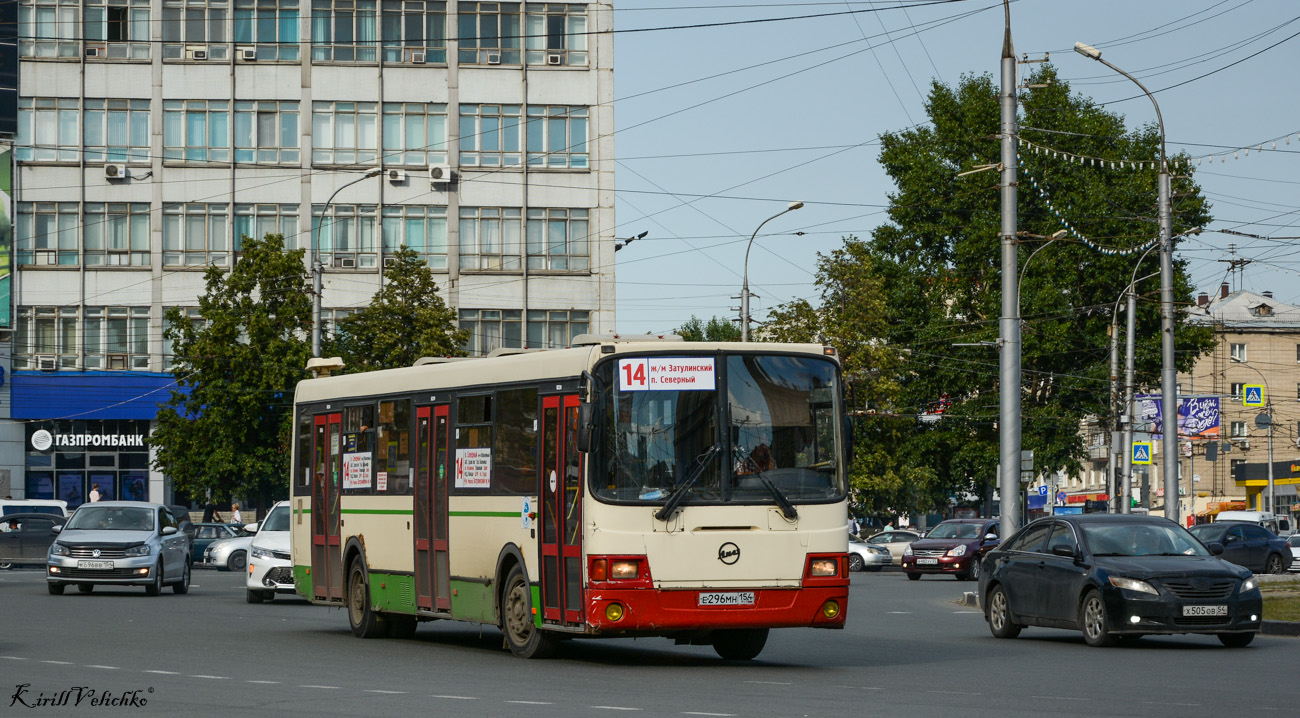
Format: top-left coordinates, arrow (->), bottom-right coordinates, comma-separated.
339,508 -> 414,515
448,511 -> 519,518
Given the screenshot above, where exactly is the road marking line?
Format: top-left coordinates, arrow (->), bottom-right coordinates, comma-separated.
144,670 -> 180,675
1032,696 -> 1088,702
887,611 -> 912,614
85,665 -> 119,670
1141,702 -> 1199,707
300,685 -> 340,689
431,695 -> 478,700
592,707 -> 642,711
41,661 -> 73,665
928,690 -> 980,696
683,712 -> 737,716
0,656 -> 28,660
832,686 -> 882,691
364,690 -> 407,695
246,680 -> 280,684
953,611 -> 982,614
190,675 -> 230,680
744,681 -> 792,685
507,701 -> 553,705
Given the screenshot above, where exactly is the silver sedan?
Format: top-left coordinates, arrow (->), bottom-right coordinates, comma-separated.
204,534 -> 254,571
848,536 -> 892,572
47,502 -> 191,596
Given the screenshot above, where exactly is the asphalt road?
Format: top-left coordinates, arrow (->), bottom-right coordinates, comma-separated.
0,566 -> 1293,717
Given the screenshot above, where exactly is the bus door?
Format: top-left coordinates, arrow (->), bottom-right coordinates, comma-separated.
540,394 -> 584,625
414,404 -> 452,611
311,412 -> 344,601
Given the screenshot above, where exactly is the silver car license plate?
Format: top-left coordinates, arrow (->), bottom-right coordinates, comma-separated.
917,558 -> 939,565
77,560 -> 114,570
1182,605 -> 1227,617
698,591 -> 755,607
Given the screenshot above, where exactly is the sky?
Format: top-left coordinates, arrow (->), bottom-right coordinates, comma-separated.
610,0 -> 1300,335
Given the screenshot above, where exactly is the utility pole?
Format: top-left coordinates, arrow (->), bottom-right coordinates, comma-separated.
997,0 -> 1021,538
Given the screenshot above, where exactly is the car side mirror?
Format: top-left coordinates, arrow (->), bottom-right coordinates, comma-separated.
51,525 -> 62,534
161,526 -> 178,536
984,533 -> 997,541
1051,544 -> 1076,558
243,522 -> 260,534
1207,542 -> 1225,555
575,402 -> 595,454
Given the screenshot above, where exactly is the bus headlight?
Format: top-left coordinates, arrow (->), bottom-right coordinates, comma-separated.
821,600 -> 841,619
605,603 -> 624,622
610,561 -> 639,580
809,559 -> 838,577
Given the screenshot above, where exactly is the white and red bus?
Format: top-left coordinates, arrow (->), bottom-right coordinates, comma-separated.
289,336 -> 850,659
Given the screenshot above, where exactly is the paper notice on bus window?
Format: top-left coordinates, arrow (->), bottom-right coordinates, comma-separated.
342,452 -> 372,489
618,357 -> 716,392
376,470 -> 388,492
456,448 -> 491,488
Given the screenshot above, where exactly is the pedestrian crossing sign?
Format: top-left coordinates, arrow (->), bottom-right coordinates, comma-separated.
1132,442 -> 1153,465
1243,385 -> 1265,407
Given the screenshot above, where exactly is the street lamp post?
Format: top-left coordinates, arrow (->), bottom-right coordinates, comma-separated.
1075,42 -> 1180,522
740,201 -> 803,342
312,168 -> 384,358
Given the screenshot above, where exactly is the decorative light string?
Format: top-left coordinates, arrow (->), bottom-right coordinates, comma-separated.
1018,128 -> 1300,170
1019,162 -> 1157,257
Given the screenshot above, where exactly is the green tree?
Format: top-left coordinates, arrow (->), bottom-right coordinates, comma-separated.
862,66 -> 1214,508
675,314 -> 741,342
326,245 -> 468,371
152,233 -> 312,508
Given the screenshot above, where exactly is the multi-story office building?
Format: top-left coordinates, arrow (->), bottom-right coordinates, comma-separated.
3,1 -> 616,507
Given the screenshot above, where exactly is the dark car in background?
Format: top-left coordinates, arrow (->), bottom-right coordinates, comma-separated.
188,523 -> 251,564
1188,521 -> 1291,574
979,514 -> 1261,647
902,518 -> 1001,581
0,513 -> 69,568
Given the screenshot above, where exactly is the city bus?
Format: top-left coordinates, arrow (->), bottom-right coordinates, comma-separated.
288,336 -> 850,659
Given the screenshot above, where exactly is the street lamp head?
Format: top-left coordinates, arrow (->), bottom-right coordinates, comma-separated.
787,201 -> 804,211
1074,42 -> 1101,60
1051,229 -> 1068,239
363,168 -> 384,178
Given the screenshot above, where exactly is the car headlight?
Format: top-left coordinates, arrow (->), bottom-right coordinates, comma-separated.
1109,576 -> 1158,595
124,545 -> 151,557
50,543 -> 69,557
903,544 -> 913,556
947,544 -> 967,557
1241,577 -> 1259,593
251,547 -> 275,560
870,546 -> 890,555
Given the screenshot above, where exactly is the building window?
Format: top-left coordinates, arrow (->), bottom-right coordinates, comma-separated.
313,204 -> 377,268
1296,343 -> 1299,363
14,306 -> 79,369
321,307 -> 358,339
381,0 -> 445,63
1230,458 -> 1246,480
84,0 -> 151,59
85,203 -> 151,266
1230,383 -> 1244,400
16,97 -> 79,162
162,0 -> 229,59
459,309 -> 521,355
381,102 -> 447,165
163,203 -> 232,266
526,105 -> 587,168
459,104 -> 522,167
1230,421 -> 1247,438
459,207 -> 521,271
234,203 -> 300,249
17,202 -> 79,266
234,101 -> 300,163
19,0 -> 81,59
457,2 -> 521,65
163,307 -> 206,370
312,102 -> 378,165
84,306 -> 152,370
233,0 -> 300,61
163,100 -> 230,162
1230,343 -> 1246,362
312,0 -> 377,62
524,3 -> 586,66
526,309 -> 588,349
84,99 -> 151,163
381,205 -> 447,269
526,208 -> 587,271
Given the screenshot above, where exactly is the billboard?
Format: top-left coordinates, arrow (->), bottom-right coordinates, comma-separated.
1136,394 -> 1220,441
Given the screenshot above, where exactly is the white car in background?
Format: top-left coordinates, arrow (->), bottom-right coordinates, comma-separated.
1288,535 -> 1300,573
246,501 -> 293,603
203,534 -> 253,571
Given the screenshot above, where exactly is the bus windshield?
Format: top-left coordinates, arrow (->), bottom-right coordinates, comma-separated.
592,353 -> 844,505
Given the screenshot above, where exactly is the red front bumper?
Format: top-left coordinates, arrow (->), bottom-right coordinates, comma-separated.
584,585 -> 848,633
901,555 -> 971,573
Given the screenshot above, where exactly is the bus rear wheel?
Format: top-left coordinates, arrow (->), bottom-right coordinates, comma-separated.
500,564 -> 556,659
348,560 -> 387,639
712,628 -> 768,661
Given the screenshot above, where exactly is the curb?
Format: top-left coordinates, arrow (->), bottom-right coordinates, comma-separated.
962,591 -> 978,607
1262,620 -> 1300,637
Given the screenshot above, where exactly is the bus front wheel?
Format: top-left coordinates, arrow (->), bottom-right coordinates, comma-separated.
348,560 -> 387,639
712,628 -> 768,661
500,564 -> 556,659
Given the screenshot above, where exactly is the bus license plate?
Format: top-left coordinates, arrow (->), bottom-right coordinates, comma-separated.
77,560 -> 114,570
1182,605 -> 1227,617
917,558 -> 939,565
698,591 -> 755,607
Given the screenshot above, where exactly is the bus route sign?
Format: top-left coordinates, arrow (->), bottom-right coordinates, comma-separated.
618,357 -> 716,392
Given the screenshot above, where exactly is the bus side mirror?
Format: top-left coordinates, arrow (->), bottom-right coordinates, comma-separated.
843,415 -> 855,468
576,402 -> 595,454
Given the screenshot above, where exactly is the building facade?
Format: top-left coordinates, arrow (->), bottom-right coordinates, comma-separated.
5,1 -> 616,507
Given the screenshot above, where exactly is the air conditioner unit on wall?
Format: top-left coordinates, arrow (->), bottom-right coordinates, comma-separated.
410,51 -> 425,64
546,53 -> 563,65
387,168 -> 407,183
383,256 -> 397,268
104,163 -> 127,180
428,164 -> 453,185
186,46 -> 209,60
85,44 -> 106,58
486,52 -> 501,65
37,355 -> 58,372
106,353 -> 128,371
240,47 -> 257,61
336,256 -> 356,268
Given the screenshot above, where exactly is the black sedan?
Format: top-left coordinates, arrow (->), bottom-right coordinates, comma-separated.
1188,521 -> 1291,574
0,513 -> 68,568
979,514 -> 1261,647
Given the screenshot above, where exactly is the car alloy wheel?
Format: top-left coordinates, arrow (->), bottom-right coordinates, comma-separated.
145,563 -> 163,596
987,586 -> 1021,639
174,561 -> 191,594
1265,554 -> 1285,575
1080,589 -> 1115,647
848,554 -> 865,572
228,551 -> 247,572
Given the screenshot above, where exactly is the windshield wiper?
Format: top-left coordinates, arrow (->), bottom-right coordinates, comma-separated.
757,473 -> 798,520
654,443 -> 721,522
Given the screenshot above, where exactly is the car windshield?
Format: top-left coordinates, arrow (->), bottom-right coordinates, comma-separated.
65,506 -> 155,532
1082,522 -> 1210,557
928,522 -> 982,539
1287,535 -> 1300,547
592,354 -> 844,505
262,506 -> 290,532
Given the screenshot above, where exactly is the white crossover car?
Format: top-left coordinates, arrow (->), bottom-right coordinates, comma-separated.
246,501 -> 293,603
